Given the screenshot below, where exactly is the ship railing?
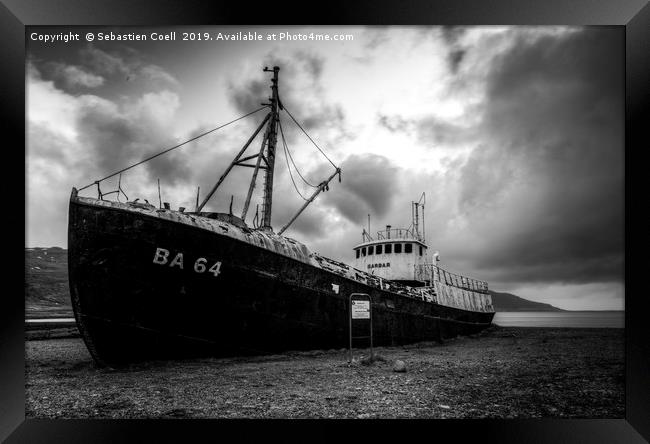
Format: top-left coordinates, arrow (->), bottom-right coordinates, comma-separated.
376,228 -> 423,242
314,253 -> 491,309
414,264 -> 489,294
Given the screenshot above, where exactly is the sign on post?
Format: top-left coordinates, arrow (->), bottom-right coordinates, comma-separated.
349,293 -> 373,363
351,300 -> 370,319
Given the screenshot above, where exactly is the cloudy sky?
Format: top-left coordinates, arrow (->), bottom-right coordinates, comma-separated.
26,26 -> 624,310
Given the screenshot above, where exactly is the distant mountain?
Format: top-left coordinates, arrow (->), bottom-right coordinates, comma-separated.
25,247 -> 563,316
489,290 -> 564,312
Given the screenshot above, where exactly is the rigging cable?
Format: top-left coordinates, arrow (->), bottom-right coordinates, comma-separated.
281,105 -> 339,170
78,106 -> 269,192
279,117 -> 309,201
278,116 -> 318,188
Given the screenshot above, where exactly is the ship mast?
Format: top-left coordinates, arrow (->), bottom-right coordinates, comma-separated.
260,66 -> 280,230
78,65 -> 342,231
195,66 -> 279,219
189,65 -> 340,234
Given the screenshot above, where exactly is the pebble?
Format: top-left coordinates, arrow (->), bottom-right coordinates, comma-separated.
393,360 -> 407,372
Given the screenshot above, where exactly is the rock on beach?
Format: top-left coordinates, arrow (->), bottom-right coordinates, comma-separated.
392,360 -> 407,372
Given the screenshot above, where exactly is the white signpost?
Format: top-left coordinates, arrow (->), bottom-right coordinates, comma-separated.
348,293 -> 373,363
351,300 -> 370,319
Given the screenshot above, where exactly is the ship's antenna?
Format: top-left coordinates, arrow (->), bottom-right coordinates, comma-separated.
368,214 -> 371,237
414,200 -> 419,239
195,187 -> 200,212
417,192 -> 426,242
157,178 -> 162,209
412,201 -> 415,238
422,202 -> 425,242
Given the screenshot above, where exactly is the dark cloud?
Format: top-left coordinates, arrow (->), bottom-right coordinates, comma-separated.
80,44 -> 130,77
448,49 -> 466,74
362,27 -> 391,51
416,116 -> 473,147
274,201 -> 328,238
28,123 -> 77,165
79,44 -> 178,86
43,62 -> 105,89
227,77 -> 268,117
377,113 -> 412,133
322,154 -> 400,224
74,95 -> 191,190
298,50 -> 324,79
378,112 -> 472,147
441,26 -> 467,46
76,102 -> 138,172
28,52 -> 185,202
455,28 -> 623,285
440,26 -> 469,74
227,51 -> 352,151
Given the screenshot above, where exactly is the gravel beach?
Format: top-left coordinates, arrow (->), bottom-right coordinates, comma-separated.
25,326 -> 624,419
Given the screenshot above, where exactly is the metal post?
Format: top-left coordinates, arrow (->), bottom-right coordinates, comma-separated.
241,132 -> 269,221
157,178 -> 162,208
367,214 -> 371,237
348,298 -> 353,363
261,66 -> 280,230
421,193 -> 426,242
370,303 -> 374,360
348,293 -> 373,364
414,201 -> 419,239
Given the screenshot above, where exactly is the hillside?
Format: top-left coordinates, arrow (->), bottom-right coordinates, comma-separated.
25,247 -> 563,317
489,290 -> 564,312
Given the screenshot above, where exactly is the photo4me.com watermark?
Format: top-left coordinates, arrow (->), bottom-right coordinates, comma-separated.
29,30 -> 355,43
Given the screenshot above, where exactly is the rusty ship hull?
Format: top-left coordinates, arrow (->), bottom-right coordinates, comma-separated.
69,191 -> 494,367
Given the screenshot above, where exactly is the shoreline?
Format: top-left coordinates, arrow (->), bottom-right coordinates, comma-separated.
24,320 -> 624,342
25,326 -> 624,419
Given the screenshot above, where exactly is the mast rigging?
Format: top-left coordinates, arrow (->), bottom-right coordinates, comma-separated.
77,65 -> 341,235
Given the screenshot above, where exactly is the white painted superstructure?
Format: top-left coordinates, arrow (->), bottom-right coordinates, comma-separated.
351,196 -> 494,313
352,226 -> 429,283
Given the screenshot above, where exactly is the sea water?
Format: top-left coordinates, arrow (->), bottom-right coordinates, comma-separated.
28,312 -> 625,328
493,311 -> 624,328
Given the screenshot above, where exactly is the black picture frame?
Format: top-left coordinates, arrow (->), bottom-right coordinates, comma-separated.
3,0 -> 648,442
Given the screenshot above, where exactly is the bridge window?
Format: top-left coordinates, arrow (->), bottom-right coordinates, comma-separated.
405,243 -> 412,254
395,243 -> 402,254
419,246 -> 423,256
385,244 -> 392,254
368,245 -> 374,255
361,247 -> 366,256
376,244 -> 382,255
356,249 -> 360,259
